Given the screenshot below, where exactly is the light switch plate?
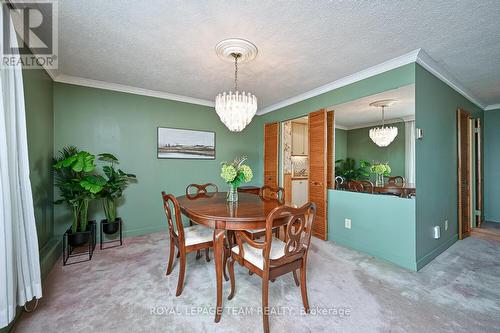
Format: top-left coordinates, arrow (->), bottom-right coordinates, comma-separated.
345,218 -> 352,229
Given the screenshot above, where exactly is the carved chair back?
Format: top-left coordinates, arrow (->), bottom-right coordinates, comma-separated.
385,176 -> 405,187
185,183 -> 219,196
235,203 -> 316,271
259,185 -> 285,203
161,192 -> 185,244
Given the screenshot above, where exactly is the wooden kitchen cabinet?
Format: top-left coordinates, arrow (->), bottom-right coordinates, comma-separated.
292,122 -> 308,155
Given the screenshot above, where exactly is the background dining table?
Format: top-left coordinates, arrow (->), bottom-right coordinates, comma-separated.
176,191 -> 283,323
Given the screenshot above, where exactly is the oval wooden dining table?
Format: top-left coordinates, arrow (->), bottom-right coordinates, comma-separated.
176,191 -> 283,323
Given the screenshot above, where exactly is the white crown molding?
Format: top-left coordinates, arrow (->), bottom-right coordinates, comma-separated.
485,104 -> 500,111
336,117 -> 411,131
415,49 -> 485,110
257,49 -> 421,115
54,74 -> 215,107
334,124 -> 348,130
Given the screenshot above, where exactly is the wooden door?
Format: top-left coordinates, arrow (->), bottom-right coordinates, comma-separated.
264,122 -> 279,188
457,109 -> 471,239
327,111 -> 334,189
475,118 -> 483,228
308,109 -> 328,240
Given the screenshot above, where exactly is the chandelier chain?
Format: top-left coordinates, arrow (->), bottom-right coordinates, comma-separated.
233,53 -> 239,92
381,106 -> 385,127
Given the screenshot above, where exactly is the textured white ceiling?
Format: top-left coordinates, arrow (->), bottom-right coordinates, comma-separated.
54,0 -> 500,109
333,85 -> 414,129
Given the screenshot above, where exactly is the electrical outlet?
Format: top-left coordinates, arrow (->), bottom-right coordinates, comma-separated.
345,218 -> 352,229
444,220 -> 448,231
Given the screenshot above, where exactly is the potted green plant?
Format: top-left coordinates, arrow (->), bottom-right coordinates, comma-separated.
54,146 -> 106,246
335,158 -> 371,184
98,153 -> 136,234
371,162 -> 392,187
220,156 -> 253,202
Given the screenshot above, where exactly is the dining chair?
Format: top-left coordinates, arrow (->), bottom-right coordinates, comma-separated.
185,183 -> 218,196
385,176 -> 406,187
359,180 -> 374,194
347,180 -> 374,194
246,186 -> 285,240
161,192 -> 214,296
185,183 -> 219,259
227,203 -> 317,333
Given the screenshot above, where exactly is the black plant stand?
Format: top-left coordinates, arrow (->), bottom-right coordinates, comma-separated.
62,220 -> 96,266
100,218 -> 123,250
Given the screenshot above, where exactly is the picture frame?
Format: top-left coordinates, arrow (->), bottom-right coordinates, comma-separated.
157,127 -> 216,160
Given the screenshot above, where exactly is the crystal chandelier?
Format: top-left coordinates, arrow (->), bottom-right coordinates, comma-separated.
215,39 -> 258,132
369,100 -> 398,147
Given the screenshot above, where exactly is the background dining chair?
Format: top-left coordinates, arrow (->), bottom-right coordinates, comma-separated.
246,186 -> 285,240
185,183 -> 218,196
185,183 -> 219,259
385,176 -> 406,187
347,180 -> 374,194
161,192 -> 214,296
227,203 -> 316,333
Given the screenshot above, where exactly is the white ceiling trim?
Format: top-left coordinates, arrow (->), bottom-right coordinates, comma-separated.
415,49 -> 485,109
257,49 -> 420,115
485,104 -> 500,111
335,115 -> 414,131
37,48 -> 492,113
53,74 -> 215,107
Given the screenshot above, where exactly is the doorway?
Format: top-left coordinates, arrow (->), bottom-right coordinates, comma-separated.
457,108 -> 483,239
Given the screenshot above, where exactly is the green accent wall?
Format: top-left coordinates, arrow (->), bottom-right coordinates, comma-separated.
345,122 -> 406,179
484,109 -> 500,223
53,83 -> 261,238
328,190 -> 416,270
251,64 -> 417,270
414,64 -> 483,269
334,128 -> 347,161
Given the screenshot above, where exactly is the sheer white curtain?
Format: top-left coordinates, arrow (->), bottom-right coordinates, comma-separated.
405,120 -> 416,184
1,7 -> 42,329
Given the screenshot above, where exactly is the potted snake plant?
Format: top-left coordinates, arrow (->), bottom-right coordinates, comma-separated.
98,153 -> 136,234
54,146 -> 106,246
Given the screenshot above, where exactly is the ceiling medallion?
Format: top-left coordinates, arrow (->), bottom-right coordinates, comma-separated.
368,99 -> 398,147
215,38 -> 258,132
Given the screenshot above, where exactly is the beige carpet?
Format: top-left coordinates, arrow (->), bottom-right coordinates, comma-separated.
13,231 -> 500,333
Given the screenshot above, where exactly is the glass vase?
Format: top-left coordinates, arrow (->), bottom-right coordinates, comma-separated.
375,174 -> 384,187
227,185 -> 238,202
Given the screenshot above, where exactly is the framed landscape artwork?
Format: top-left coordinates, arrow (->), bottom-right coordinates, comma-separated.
157,127 -> 216,159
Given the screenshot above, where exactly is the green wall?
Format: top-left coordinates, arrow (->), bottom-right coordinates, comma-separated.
23,68 -> 55,250
251,64 -> 417,269
484,109 -> 500,223
53,83 -> 261,238
345,122 -> 406,179
414,64 -> 483,269
334,128 -> 347,161
329,190 -> 416,270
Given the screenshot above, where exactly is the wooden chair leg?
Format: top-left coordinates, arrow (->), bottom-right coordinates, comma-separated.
292,270 -> 300,287
300,264 -> 309,312
222,246 -> 229,281
262,275 -> 270,333
227,257 -> 236,300
166,238 -> 175,276
205,248 -> 210,262
196,250 -> 202,259
175,249 -> 187,297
